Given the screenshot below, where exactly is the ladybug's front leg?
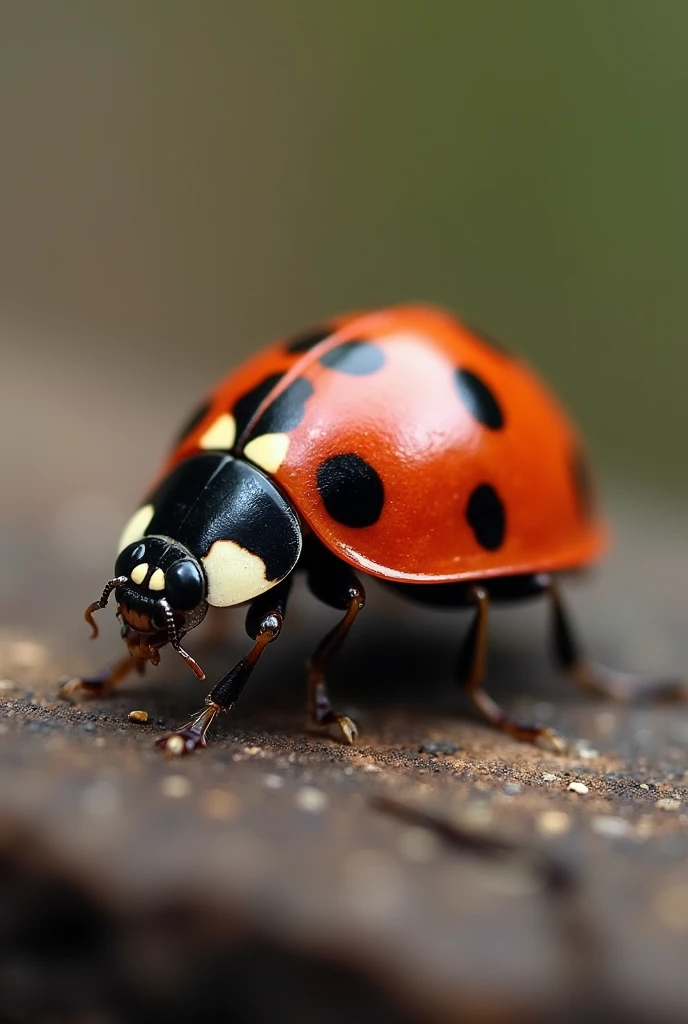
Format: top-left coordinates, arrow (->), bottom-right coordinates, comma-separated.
60,655 -> 145,701
547,580 -> 687,702
459,586 -> 567,753
155,578 -> 292,757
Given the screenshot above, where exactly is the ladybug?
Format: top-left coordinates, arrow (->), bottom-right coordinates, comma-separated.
62,305 -> 684,754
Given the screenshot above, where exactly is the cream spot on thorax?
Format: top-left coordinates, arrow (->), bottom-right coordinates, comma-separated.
117,504 -> 154,554
202,540 -> 273,607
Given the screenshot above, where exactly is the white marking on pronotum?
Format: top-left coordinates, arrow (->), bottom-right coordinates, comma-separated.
130,563 -> 149,585
117,504 -> 155,554
243,433 -> 290,474
202,540 -> 273,607
198,413 -> 237,451
148,567 -> 166,591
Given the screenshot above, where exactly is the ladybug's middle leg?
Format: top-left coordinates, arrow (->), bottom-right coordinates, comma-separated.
547,580 -> 687,702
305,547 -> 364,745
459,585 -> 566,752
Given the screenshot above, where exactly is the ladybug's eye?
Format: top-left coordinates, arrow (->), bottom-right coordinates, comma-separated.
115,542 -> 146,578
165,559 -> 205,611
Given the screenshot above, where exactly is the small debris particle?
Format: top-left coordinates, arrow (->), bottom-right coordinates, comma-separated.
201,788 -> 240,821
654,883 -> 688,931
639,783 -> 650,791
568,782 -> 589,795
262,773 -> 285,790
656,797 -> 682,812
573,740 -> 599,760
242,745 -> 262,756
591,816 -> 632,839
161,774 -> 192,799
503,783 -> 522,796
542,772 -> 558,783
537,811 -> 572,837
419,740 -> 461,756
80,780 -> 122,819
164,736 -> 186,758
295,786 -> 329,813
398,826 -> 440,863
362,764 -> 382,773
128,709 -> 149,723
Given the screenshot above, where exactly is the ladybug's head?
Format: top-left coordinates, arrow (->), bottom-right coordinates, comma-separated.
85,536 -> 209,680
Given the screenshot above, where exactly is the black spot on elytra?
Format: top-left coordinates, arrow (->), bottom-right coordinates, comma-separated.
466,483 -> 506,551
285,326 -> 333,353
248,376 -> 314,438
173,398 -> 211,447
319,340 -> 385,375
232,374 -> 284,438
317,453 -> 385,528
455,369 -> 504,430
571,448 -> 595,519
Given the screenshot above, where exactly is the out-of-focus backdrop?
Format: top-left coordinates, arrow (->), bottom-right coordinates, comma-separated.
2,2 -> 688,492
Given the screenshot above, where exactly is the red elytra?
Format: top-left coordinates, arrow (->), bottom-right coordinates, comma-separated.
170,304 -> 607,582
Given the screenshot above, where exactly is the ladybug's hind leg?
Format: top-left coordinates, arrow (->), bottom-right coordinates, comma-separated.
547,580 -> 687,702
459,586 -> 567,753
305,544 -> 364,745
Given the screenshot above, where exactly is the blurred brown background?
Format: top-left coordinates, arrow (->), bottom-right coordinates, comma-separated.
2,1 -> 687,495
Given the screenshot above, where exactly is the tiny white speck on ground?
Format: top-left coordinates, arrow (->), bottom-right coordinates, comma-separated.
639,783 -> 650,790
263,774 -> 285,790
537,810 -> 571,837
161,775 -> 192,799
542,772 -> 557,782
591,816 -> 632,838
362,764 -> 382,773
656,797 -> 682,811
573,740 -> 599,760
242,746 -> 262,756
295,786 -> 329,813
568,782 -> 589,795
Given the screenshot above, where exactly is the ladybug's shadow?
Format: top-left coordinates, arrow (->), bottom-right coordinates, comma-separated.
123,580 -> 571,732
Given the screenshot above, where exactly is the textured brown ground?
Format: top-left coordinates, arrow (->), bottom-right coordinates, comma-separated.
1,334 -> 687,1022
1,489 -> 688,1023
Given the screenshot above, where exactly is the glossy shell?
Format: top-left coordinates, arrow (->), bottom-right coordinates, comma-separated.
167,305 -> 607,584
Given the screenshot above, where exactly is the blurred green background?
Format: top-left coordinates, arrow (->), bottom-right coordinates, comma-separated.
1,0 -> 686,500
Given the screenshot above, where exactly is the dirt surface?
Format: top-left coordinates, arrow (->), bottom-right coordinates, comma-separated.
1,489 -> 688,1023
